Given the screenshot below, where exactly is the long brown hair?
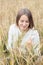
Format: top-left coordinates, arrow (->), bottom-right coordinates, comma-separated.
16,8 -> 34,29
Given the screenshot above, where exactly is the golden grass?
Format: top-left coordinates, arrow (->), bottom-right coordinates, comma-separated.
0,0 -> 43,65
0,44 -> 43,65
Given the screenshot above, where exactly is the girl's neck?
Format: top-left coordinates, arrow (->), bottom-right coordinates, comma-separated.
20,28 -> 29,35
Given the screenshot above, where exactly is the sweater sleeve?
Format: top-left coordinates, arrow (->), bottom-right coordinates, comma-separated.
7,25 -> 13,50
32,30 -> 41,56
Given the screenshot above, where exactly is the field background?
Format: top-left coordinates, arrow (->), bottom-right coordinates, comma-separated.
0,0 -> 43,65
0,0 -> 43,39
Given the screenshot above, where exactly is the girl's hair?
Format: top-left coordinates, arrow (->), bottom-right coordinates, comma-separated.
16,8 -> 34,29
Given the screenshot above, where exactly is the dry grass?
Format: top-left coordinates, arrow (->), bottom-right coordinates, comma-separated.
0,44 -> 43,65
0,0 -> 43,65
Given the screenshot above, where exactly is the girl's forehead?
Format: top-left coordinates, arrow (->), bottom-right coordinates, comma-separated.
20,14 -> 28,18
19,15 -> 29,20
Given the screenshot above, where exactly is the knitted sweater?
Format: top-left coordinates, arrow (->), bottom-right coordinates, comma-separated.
7,24 -> 40,55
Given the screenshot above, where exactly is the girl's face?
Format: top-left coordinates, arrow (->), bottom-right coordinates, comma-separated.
18,15 -> 29,32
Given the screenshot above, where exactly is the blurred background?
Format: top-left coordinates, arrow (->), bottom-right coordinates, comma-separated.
0,0 -> 43,56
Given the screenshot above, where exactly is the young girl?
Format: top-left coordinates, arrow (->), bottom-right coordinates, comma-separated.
7,8 -> 40,56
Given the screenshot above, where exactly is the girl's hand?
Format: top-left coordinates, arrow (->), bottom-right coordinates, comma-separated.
25,39 -> 33,50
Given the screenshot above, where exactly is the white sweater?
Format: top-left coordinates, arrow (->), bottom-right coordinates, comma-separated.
7,24 -> 40,55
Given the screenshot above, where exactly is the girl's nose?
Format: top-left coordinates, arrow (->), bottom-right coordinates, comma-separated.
23,21 -> 26,26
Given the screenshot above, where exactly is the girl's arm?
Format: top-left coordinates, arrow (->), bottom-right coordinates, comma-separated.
32,30 -> 41,56
7,25 -> 13,51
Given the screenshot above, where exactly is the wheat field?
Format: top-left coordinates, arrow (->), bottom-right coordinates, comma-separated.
0,0 -> 43,65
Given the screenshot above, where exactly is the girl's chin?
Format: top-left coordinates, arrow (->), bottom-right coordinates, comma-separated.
20,29 -> 27,32
19,27 -> 28,32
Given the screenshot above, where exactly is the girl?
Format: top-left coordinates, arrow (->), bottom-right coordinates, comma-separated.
7,8 -> 40,56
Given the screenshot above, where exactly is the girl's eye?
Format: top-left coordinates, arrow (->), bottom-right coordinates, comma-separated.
20,20 -> 29,23
26,21 -> 29,23
21,20 -> 24,22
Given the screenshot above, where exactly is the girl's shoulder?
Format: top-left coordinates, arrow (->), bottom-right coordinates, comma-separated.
29,27 -> 39,35
27,27 -> 39,36
9,24 -> 21,35
9,24 -> 16,29
8,24 -> 18,34
32,29 -> 39,35
9,24 -> 19,31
